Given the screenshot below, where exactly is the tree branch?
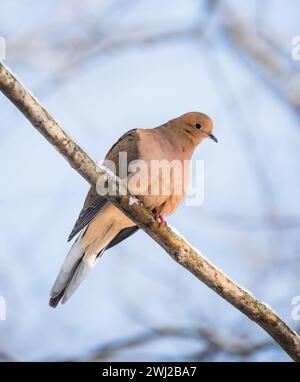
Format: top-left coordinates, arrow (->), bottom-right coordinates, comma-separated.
79,326 -> 272,361
0,62 -> 299,361
3,326 -> 272,362
216,2 -> 300,114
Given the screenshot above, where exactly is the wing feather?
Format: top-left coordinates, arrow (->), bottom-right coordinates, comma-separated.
106,226 -> 139,250
67,128 -> 139,242
68,199 -> 108,241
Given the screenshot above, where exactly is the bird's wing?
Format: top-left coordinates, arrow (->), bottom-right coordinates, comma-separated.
106,225 -> 139,249
68,128 -> 139,242
105,128 -> 139,177
68,197 -> 108,242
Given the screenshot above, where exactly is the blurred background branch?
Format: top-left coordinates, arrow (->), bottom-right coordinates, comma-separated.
216,1 -> 300,113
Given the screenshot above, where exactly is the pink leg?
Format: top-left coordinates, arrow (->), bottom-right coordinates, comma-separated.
154,211 -> 167,225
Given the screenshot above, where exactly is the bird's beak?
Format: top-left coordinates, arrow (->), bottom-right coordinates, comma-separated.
209,134 -> 218,143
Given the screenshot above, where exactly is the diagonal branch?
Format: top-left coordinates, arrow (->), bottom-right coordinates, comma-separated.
0,62 -> 299,361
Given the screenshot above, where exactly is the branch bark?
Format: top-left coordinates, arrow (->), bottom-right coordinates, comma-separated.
1,62 -> 299,361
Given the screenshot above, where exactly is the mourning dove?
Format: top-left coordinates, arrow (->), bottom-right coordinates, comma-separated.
49,112 -> 217,307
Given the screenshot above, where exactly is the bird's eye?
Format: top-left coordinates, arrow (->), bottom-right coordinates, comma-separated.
195,123 -> 202,129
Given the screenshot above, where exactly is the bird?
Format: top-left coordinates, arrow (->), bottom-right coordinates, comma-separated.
49,112 -> 217,307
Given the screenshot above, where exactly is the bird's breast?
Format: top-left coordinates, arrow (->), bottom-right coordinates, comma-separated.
129,129 -> 191,215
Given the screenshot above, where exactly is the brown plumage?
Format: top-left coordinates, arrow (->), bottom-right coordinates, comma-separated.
49,112 -> 216,307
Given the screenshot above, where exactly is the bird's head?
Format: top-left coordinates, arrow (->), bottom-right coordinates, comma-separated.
170,112 -> 217,145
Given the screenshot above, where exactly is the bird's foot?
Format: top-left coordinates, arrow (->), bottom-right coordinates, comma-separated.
154,212 -> 167,225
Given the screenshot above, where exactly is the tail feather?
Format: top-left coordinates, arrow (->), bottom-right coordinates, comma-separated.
49,210 -> 124,308
49,289 -> 65,308
49,235 -> 107,308
49,229 -> 86,308
61,256 -> 97,304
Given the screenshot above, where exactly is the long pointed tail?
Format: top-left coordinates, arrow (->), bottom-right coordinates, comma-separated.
49,229 -> 104,308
